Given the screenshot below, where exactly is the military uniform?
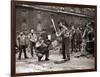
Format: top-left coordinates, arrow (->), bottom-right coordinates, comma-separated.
71,30 -> 76,53
35,34 -> 51,61
81,27 -> 93,56
74,29 -> 82,52
61,30 -> 70,61
17,33 -> 28,59
28,33 -> 37,57
86,30 -> 94,54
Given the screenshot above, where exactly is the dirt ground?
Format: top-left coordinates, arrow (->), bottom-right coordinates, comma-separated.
16,49 -> 95,73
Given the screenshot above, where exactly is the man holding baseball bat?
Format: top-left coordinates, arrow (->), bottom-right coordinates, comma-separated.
51,18 -> 70,61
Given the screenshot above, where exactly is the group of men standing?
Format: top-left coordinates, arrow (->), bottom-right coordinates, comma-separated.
55,20 -> 94,61
16,29 -> 50,61
16,19 -> 95,62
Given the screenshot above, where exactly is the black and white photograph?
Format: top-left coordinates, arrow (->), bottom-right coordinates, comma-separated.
11,1 -> 97,76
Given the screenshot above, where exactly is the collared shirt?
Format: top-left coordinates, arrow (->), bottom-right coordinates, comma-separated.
62,29 -> 70,38
28,33 -> 37,42
17,34 -> 26,45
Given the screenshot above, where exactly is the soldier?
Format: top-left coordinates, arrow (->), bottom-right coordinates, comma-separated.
81,23 -> 92,56
75,27 -> 82,52
35,32 -> 51,61
28,29 -> 37,57
70,25 -> 76,53
43,34 -> 51,61
85,22 -> 94,54
17,32 -> 28,60
75,22 -> 94,58
56,21 -> 70,61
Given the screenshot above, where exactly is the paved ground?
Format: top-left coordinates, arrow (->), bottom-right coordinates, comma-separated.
16,49 -> 95,73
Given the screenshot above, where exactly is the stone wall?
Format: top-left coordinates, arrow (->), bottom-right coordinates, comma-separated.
16,6 -> 95,35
